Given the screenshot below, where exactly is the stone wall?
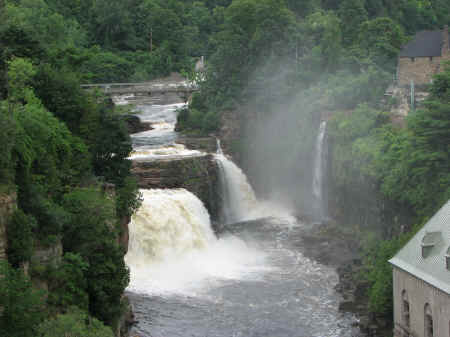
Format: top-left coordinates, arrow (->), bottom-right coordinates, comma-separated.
397,56 -> 442,86
0,193 -> 17,261
131,155 -> 220,222
398,26 -> 450,87
393,267 -> 450,337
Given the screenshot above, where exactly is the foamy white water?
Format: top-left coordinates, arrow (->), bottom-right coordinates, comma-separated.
125,189 -> 268,295
128,144 -> 203,160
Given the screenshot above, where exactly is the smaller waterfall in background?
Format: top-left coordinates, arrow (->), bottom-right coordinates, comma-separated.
215,140 -> 258,224
312,120 -> 327,220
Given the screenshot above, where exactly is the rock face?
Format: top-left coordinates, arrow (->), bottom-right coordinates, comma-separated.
123,115 -> 153,134
0,192 -> 17,261
131,155 -> 220,222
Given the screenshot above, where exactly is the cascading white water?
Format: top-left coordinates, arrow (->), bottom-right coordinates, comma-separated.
215,140 -> 258,224
126,189 -> 215,264
312,120 -> 327,219
125,188 -> 266,295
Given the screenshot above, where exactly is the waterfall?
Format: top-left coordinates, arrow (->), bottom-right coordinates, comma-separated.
215,140 -> 258,224
125,188 -> 266,294
126,189 -> 215,265
312,120 -> 327,220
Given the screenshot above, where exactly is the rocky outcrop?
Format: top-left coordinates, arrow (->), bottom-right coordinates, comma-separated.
0,192 -> 17,261
29,240 -> 63,294
176,135 -> 217,154
123,115 -> 153,134
219,110 -> 243,162
131,155 -> 220,222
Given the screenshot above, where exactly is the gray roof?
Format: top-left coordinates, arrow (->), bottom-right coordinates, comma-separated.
389,200 -> 450,294
399,30 -> 447,57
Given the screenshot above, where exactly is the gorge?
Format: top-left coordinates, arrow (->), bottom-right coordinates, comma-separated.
123,95 -> 362,337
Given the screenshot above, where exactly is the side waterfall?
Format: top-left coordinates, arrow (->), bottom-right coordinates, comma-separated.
215,140 -> 258,224
312,120 -> 327,220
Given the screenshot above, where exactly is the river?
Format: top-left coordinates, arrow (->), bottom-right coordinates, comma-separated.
124,102 -> 361,337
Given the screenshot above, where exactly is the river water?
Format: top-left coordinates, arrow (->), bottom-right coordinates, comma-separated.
125,103 -> 361,337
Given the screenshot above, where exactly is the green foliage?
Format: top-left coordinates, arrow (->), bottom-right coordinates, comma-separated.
0,261 -> 45,337
116,176 -> 142,219
62,187 -> 129,325
38,306 -> 114,337
48,253 -> 89,311
356,17 -> 406,70
176,106 -> 220,134
0,104 -> 16,185
363,232 -> 413,315
3,0 -> 86,51
6,209 -> 35,267
62,188 -> 116,252
338,0 -> 368,46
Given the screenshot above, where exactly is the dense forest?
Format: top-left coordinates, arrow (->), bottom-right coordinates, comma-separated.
0,0 -> 449,335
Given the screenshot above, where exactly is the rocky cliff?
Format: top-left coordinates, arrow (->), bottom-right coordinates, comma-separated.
0,192 -> 17,261
131,155 -> 220,223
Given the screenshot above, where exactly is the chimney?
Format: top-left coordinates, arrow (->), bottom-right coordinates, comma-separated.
443,25 -> 449,55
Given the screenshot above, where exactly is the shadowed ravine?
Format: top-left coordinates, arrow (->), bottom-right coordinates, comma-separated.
125,102 -> 362,337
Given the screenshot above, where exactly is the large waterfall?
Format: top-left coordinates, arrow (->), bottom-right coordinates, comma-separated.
312,120 -> 327,220
125,188 -> 265,295
215,140 -> 258,224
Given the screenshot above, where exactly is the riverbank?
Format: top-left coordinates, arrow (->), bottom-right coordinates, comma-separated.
298,222 -> 392,337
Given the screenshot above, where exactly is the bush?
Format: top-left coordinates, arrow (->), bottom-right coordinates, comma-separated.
0,261 -> 45,337
6,209 -> 35,267
48,253 -> 89,311
38,307 -> 114,337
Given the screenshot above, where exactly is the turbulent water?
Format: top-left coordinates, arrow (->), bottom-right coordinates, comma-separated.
312,120 -> 327,220
125,103 -> 360,337
131,103 -> 185,151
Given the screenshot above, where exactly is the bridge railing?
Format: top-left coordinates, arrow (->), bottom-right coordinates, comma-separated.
80,82 -> 198,93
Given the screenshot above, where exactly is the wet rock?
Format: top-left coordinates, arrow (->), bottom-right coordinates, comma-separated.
131,155 -> 220,223
123,115 -> 153,134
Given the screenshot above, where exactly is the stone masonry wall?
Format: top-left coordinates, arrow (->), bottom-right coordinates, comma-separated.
398,56 -> 442,86
393,267 -> 450,337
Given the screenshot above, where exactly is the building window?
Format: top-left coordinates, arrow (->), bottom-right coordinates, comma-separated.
429,56 -> 433,62
402,290 -> 410,328
425,303 -> 433,337
411,57 -> 415,62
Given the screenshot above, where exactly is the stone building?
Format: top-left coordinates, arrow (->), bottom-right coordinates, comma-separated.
389,200 -> 450,337
397,25 -> 450,86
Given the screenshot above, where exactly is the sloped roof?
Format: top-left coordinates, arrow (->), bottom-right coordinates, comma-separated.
389,200 -> 450,294
399,31 -> 445,57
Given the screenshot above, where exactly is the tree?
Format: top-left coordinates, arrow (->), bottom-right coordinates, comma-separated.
48,253 -> 90,311
6,209 -> 35,267
38,306 -> 114,337
0,261 -> 45,337
357,17 -> 405,70
338,0 -> 368,46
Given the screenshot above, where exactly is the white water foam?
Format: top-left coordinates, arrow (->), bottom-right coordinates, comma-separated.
125,189 -> 268,296
128,144 -> 203,160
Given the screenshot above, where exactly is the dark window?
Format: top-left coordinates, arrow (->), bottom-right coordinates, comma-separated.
429,56 -> 433,61
402,290 -> 410,328
411,57 -> 415,62
425,304 -> 433,337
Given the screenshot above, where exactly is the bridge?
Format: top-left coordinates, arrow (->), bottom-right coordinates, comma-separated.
80,79 -> 198,104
